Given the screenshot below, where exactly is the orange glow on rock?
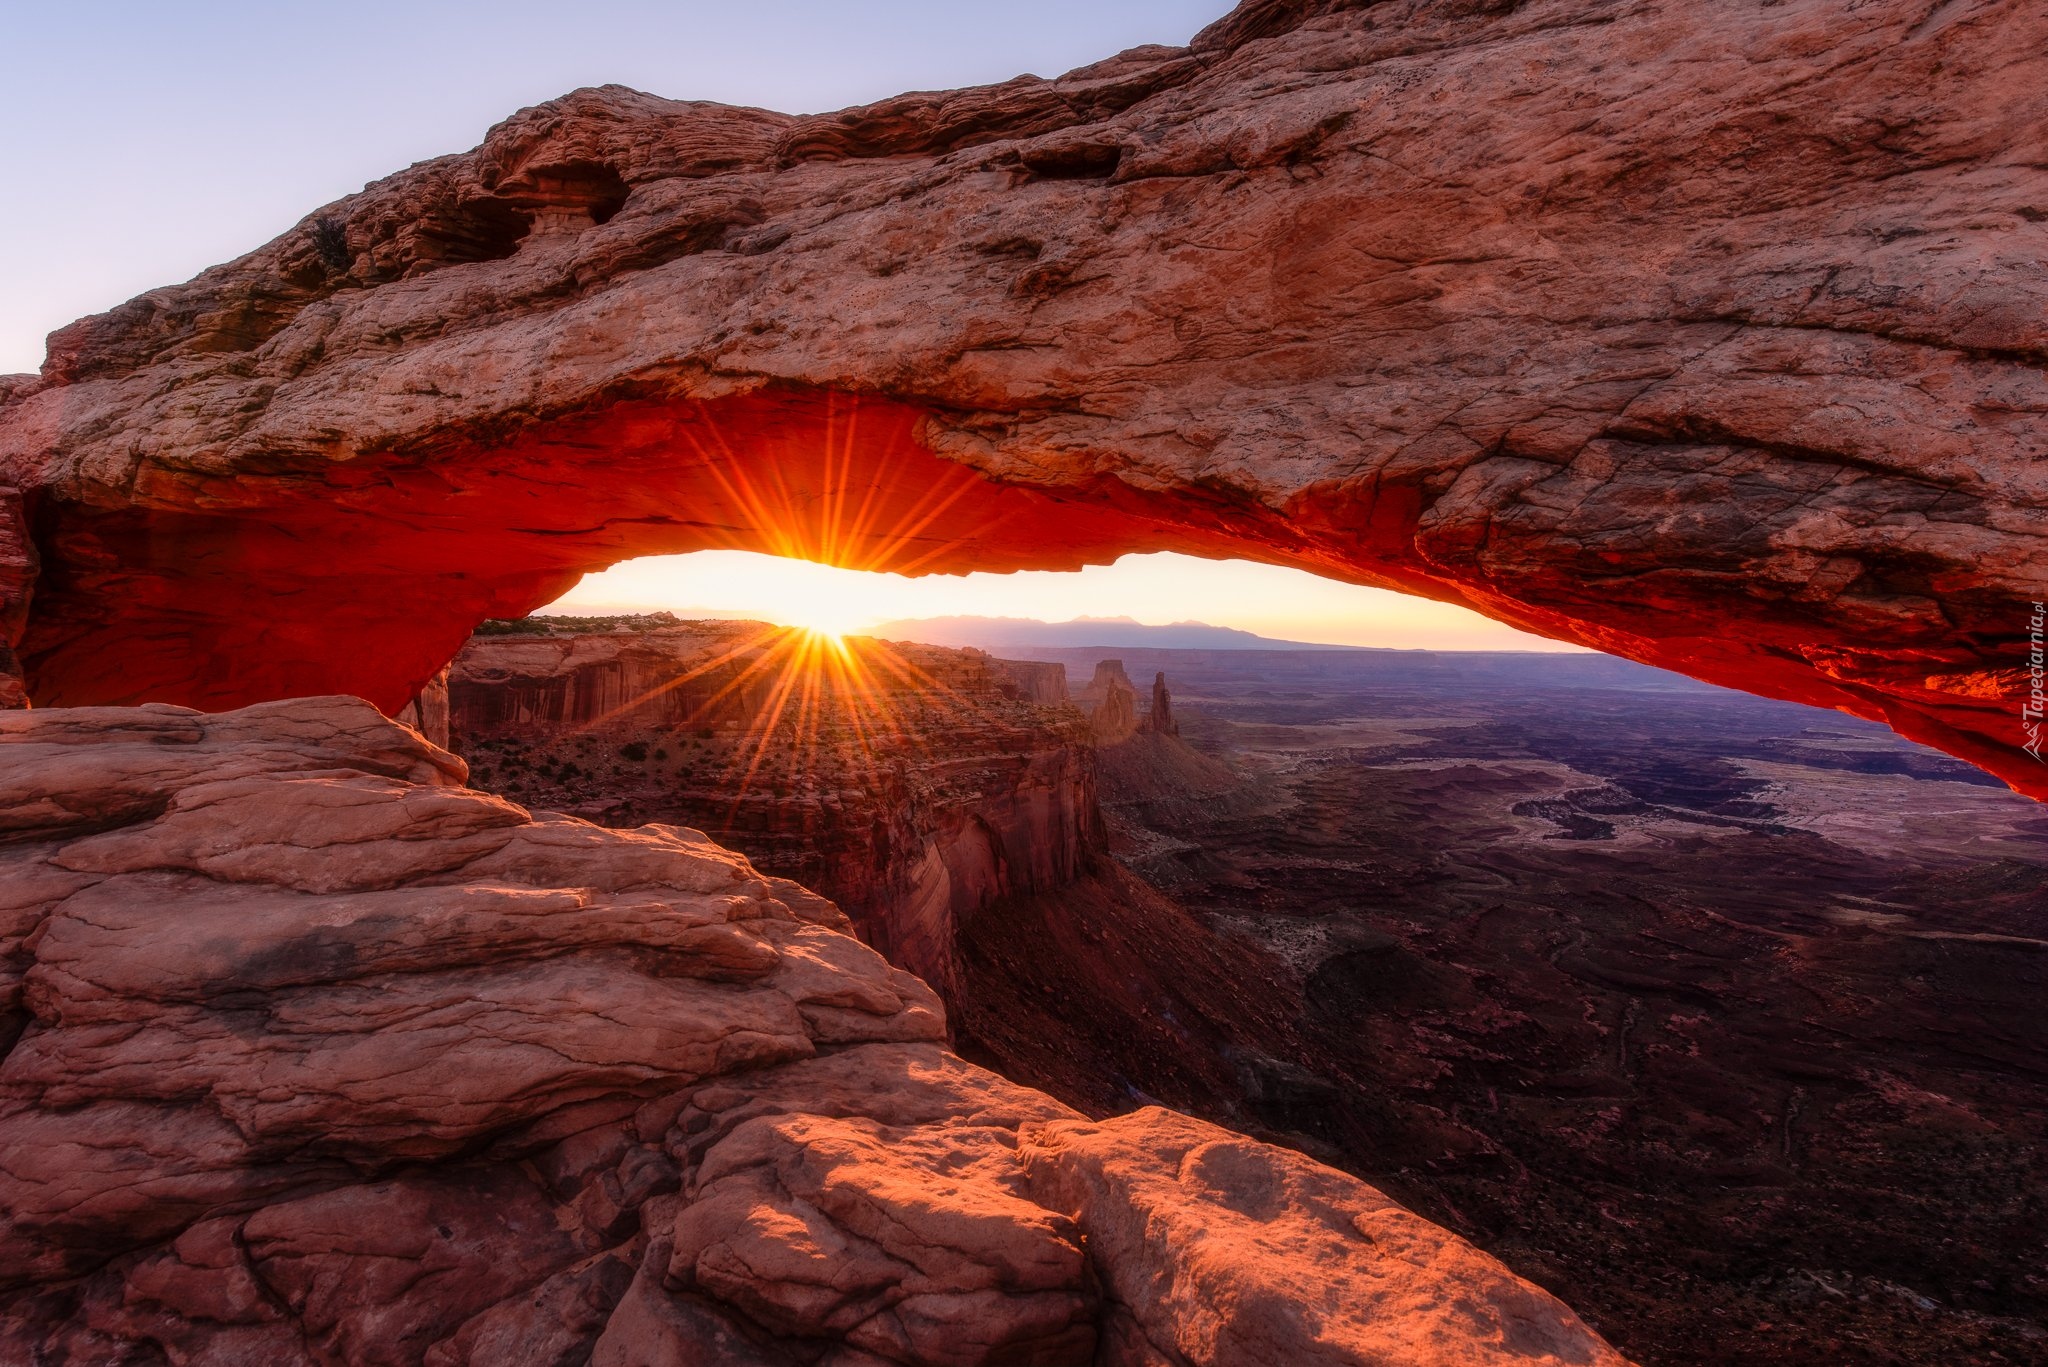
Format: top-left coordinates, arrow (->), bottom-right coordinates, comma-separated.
17,388 -> 1369,715
13,383 -> 2044,800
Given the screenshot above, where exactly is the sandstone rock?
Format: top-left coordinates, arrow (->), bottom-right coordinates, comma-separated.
1077,661 -> 1137,704
0,485 -> 30,709
669,1113 -> 1098,1363
1020,1108 -> 1633,1367
446,618 -> 1105,1000
0,695 -> 1630,1365
1142,673 -> 1177,737
0,0 -> 2041,797
394,665 -> 451,749
986,656 -> 1071,706
1080,660 -> 1143,746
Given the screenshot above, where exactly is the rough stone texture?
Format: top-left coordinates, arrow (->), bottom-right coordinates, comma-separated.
986,654 -> 1072,707
0,695 -> 1627,1365
1021,1108 -> 1634,1367
1077,660 -> 1183,743
444,617 -> 1105,1000
1079,661 -> 1144,745
395,665 -> 452,749
0,0 -> 2041,796
1145,673 -> 1178,737
0,485 -> 30,710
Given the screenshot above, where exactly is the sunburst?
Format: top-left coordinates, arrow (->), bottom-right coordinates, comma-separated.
556,618 -> 999,827
541,398 -> 1028,817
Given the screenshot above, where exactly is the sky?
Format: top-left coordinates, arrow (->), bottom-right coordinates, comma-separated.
0,0 -> 1223,376
2,0 -> 1575,652
549,551 -> 1583,651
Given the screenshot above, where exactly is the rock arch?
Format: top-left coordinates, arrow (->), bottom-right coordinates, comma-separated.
1,0 -> 2044,797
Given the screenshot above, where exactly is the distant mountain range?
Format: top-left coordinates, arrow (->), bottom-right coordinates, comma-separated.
868,615 -> 1375,652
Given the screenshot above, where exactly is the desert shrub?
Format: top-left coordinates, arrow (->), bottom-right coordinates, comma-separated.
310,216 -> 351,271
473,617 -> 557,636
619,741 -> 648,762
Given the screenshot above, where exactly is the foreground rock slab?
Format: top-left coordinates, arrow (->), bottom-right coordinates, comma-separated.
0,696 -> 1628,1365
2,0 -> 2044,798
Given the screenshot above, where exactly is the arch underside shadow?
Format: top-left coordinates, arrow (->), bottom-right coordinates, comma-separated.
14,385 -> 2042,799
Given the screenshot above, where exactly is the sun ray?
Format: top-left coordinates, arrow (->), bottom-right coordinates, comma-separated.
563,622 -> 785,738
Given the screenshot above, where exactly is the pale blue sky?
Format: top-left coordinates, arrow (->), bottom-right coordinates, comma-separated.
1,1 -> 1576,650
0,0 -> 1224,374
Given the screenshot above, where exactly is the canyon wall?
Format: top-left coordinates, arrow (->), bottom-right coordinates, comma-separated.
1076,659 -> 1182,745
984,654 -> 1070,706
0,485 -> 28,710
443,623 -> 1371,1194
0,0 -> 2042,796
393,666 -> 451,749
0,694 -> 1629,1366
445,619 -> 1103,999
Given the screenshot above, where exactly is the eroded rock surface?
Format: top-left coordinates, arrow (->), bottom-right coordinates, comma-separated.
1022,1109 -> 1632,1367
0,0 -> 2042,797
1075,661 -> 1140,747
445,617 -> 1103,1000
0,696 -> 1626,1365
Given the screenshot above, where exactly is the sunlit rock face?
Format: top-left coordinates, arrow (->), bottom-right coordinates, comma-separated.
1078,660 -> 1144,745
1,0 -> 2045,799
1076,660 -> 1183,745
443,617 -> 1104,999
0,695 -> 1630,1367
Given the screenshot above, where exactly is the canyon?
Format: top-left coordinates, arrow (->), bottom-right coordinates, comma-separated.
1051,644 -> 2048,1367
0,695 -> 1628,1366
0,0 -> 2043,1362
436,619 -> 1292,1141
439,619 -> 2048,1365
443,616 -> 1099,1001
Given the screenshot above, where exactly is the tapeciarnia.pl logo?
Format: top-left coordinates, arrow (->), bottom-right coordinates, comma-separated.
2026,601 -> 2046,762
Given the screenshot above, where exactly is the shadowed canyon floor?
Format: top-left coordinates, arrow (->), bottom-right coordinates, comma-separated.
447,625 -> 2048,1366
1007,645 -> 2048,1367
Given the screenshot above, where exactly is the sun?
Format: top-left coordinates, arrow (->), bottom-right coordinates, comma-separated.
795,622 -> 849,647
775,602 -> 867,642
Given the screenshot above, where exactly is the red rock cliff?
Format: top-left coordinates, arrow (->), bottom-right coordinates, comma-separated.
445,619 -> 1104,1000
1145,672 -> 1178,737
0,0 -> 2042,797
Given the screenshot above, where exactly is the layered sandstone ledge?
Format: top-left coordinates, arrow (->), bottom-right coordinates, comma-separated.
0,696 -> 1627,1366
444,619 -> 1103,1000
0,0 -> 2043,797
